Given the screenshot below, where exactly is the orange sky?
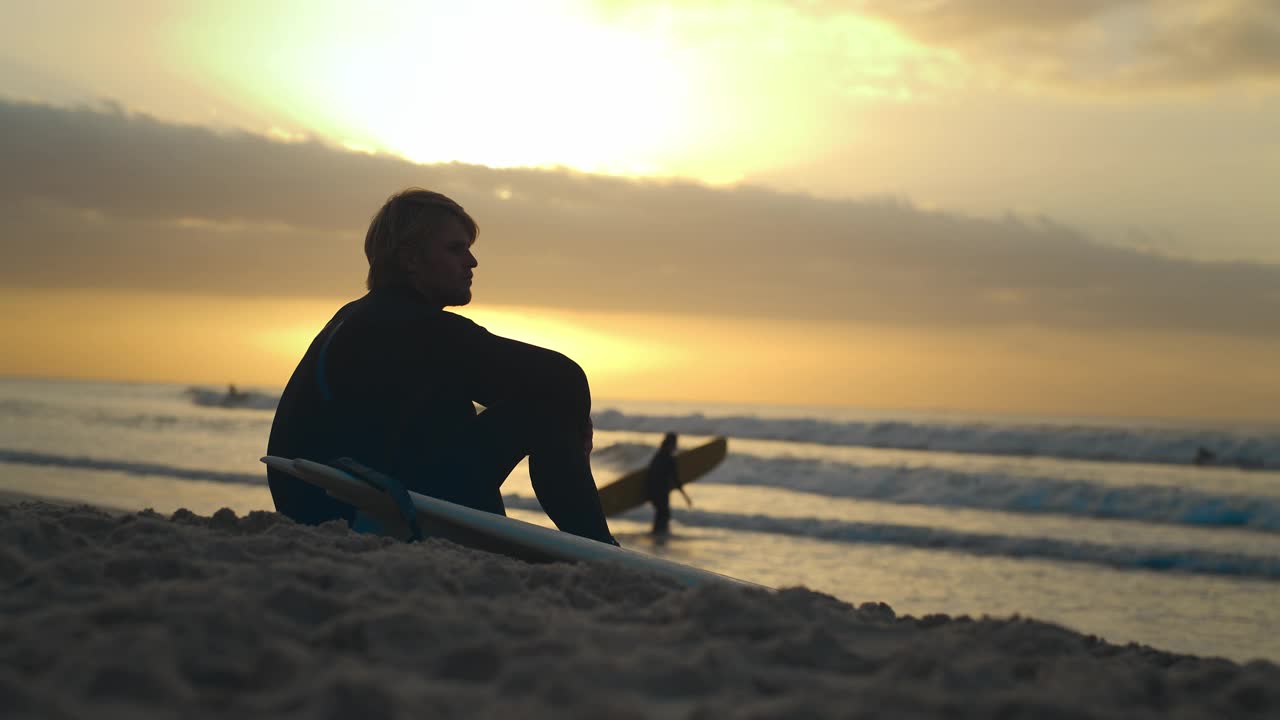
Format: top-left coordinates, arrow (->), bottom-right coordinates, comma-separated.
2,1 -> 1279,420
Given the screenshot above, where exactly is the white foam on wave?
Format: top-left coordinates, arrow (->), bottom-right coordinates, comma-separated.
9,437 -> 1279,535
1,394 -> 270,436
666,509 -> 1280,581
184,386 -> 280,411
501,491 -> 1280,580
7,442 -> 1279,583
596,441 -> 1280,532
0,449 -> 264,487
593,409 -> 1280,469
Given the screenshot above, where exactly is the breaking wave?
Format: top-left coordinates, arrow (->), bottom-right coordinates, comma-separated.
592,410 -> 1280,469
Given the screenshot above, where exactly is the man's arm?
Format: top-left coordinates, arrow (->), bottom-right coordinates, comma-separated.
447,314 -> 593,440
445,314 -> 614,543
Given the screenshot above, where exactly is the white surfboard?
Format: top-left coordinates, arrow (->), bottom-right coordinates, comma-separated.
261,456 -> 762,590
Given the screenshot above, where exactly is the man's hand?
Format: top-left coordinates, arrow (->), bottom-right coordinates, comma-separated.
678,487 -> 693,507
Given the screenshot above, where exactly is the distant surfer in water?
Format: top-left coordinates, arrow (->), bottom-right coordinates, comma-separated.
1193,446 -> 1217,466
266,188 -> 617,546
646,432 -> 690,535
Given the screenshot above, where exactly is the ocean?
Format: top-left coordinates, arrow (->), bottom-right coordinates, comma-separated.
2,376 -> 1278,664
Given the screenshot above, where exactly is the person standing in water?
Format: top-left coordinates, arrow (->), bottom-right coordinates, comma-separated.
645,432 -> 689,534
266,187 -> 616,546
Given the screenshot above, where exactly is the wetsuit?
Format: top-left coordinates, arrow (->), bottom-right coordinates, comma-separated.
266,285 -> 616,545
645,449 -> 678,534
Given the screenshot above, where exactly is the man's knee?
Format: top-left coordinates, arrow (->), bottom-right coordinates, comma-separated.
539,352 -> 591,418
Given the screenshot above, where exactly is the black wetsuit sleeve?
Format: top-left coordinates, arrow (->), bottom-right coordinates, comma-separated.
442,315 -> 613,543
446,315 -> 592,432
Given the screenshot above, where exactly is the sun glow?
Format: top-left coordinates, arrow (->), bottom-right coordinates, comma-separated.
173,0 -> 930,185
180,0 -> 699,175
457,304 -> 672,378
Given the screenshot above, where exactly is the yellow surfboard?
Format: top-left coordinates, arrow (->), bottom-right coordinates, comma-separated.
596,436 -> 728,517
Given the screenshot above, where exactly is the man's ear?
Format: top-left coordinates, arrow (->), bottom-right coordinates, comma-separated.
397,243 -> 419,274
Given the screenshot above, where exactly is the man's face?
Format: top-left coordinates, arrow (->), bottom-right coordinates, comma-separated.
404,214 -> 477,307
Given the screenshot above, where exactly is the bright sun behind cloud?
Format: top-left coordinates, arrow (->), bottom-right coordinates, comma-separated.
170,0 -> 940,187
179,0 -> 699,176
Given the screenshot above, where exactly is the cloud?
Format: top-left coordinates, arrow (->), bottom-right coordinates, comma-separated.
2,97 -> 1279,340
813,0 -> 1280,93
852,0 -> 1125,40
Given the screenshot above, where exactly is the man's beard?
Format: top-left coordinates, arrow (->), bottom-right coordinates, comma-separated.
445,288 -> 472,307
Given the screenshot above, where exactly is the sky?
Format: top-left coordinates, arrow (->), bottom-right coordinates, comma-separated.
1,0 -> 1278,421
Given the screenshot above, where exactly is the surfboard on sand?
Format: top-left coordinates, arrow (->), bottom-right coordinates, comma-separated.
596,436 -> 728,517
261,455 -> 759,589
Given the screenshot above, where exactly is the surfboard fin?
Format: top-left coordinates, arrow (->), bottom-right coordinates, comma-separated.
328,457 -> 425,542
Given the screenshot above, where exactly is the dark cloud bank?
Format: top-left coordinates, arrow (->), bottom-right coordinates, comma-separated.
831,0 -> 1280,92
2,97 -> 1278,339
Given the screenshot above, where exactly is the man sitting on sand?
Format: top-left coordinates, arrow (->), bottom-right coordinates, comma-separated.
266,188 -> 617,545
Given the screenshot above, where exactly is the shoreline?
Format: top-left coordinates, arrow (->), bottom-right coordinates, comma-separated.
0,488 -> 133,512
2,498 -> 1276,718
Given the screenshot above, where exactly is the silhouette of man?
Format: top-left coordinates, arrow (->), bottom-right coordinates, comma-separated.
266,188 -> 616,545
645,432 -> 686,535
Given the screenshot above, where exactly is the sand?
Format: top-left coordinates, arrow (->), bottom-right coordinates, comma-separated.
1,500 -> 1277,719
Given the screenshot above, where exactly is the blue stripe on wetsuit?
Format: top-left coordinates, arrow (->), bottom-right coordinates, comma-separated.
315,319 -> 345,403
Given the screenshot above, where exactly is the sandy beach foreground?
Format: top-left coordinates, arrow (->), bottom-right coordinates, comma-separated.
2,500 -> 1276,719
